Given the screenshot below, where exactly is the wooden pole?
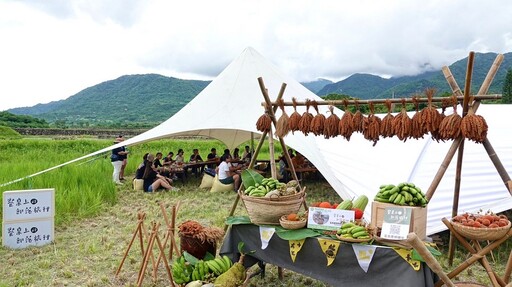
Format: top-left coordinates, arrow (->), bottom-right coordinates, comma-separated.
477,54 -> 504,95
504,250 -> 512,283
154,228 -> 175,287
482,139 -> 512,195
138,222 -> 159,287
116,212 -> 145,277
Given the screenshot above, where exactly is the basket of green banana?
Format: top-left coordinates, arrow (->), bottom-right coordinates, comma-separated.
171,255 -> 234,286
374,182 -> 428,207
336,221 -> 373,243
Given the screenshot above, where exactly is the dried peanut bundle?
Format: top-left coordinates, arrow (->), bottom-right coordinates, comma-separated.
362,102 -> 381,146
323,105 -> 340,139
298,99 -> 314,135
380,99 -> 395,138
288,98 -> 302,134
275,98 -> 290,138
256,111 -> 271,132
339,100 -> 355,141
461,109 -> 488,143
392,99 -> 412,141
310,100 -> 326,136
438,97 -> 462,141
410,97 -> 427,139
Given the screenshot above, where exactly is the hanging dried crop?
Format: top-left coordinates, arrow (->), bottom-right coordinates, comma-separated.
362,102 -> 381,146
339,100 -> 355,141
256,105 -> 272,132
298,99 -> 314,135
178,220 -> 225,245
323,105 -> 340,139
410,96 -> 427,139
420,88 -> 443,135
461,107 -> 488,143
275,98 -> 290,138
351,101 -> 365,133
392,99 -> 412,141
438,96 -> 462,141
380,99 -> 395,138
288,98 -> 302,134
310,100 -> 326,136
430,97 -> 451,142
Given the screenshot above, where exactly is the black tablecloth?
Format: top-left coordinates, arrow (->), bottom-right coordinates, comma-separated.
220,224 -> 438,287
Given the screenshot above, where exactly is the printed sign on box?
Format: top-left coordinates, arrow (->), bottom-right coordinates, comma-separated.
380,207 -> 412,240
3,189 -> 54,221
307,207 -> 354,231
2,218 -> 54,249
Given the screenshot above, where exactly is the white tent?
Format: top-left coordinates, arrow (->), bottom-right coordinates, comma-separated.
8,47 -> 511,236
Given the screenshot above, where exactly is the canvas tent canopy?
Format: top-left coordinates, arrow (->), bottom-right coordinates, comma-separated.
5,47 -> 511,236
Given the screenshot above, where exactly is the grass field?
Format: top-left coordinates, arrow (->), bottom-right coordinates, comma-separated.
0,137 -> 510,286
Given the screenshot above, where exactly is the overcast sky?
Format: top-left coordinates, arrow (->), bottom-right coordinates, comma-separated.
1,0 -> 512,111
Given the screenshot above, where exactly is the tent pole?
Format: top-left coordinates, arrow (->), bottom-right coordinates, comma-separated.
482,138 -> 512,195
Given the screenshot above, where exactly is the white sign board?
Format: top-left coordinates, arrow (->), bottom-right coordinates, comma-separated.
381,207 -> 412,240
307,207 -> 355,231
2,218 -> 54,249
3,188 -> 54,221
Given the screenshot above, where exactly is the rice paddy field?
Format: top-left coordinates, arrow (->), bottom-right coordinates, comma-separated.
0,136 -> 510,286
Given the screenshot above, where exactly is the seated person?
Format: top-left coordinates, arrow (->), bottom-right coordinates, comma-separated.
216,154 -> 242,191
175,148 -> 185,164
142,153 -> 175,192
278,153 -> 289,182
207,148 -> 219,168
242,145 -> 252,163
232,148 -> 241,167
163,152 -> 174,166
154,152 -> 164,171
189,148 -> 204,176
292,152 -> 306,168
135,153 -> 149,179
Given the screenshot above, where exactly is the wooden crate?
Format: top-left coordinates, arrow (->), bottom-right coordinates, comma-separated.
370,201 -> 427,240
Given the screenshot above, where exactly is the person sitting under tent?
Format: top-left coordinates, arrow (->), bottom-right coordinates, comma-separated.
135,153 -> 149,179
154,152 -> 164,172
206,148 -> 219,169
188,148 -> 204,177
216,154 -> 243,192
242,145 -> 252,163
175,148 -> 185,164
142,153 -> 176,192
163,151 -> 174,166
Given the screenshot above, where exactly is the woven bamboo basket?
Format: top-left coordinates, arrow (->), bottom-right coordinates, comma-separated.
239,189 -> 305,225
279,215 -> 307,230
451,221 -> 511,241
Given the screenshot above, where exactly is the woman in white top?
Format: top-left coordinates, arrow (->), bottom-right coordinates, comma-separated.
175,148 -> 185,164
216,154 -> 242,191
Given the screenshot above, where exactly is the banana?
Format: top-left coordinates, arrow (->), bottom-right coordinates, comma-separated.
352,230 -> 369,238
341,222 -> 356,229
388,192 -> 398,203
350,226 -> 366,235
388,186 -> 400,194
216,257 -> 229,272
222,255 -> 233,269
393,194 -> 403,205
206,259 -> 222,275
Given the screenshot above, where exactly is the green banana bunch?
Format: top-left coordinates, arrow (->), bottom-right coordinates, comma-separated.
204,255 -> 233,276
374,182 -> 428,207
172,256 -> 192,284
245,178 -> 285,197
337,222 -> 370,239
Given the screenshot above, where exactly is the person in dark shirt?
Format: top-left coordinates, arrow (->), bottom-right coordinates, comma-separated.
153,152 -> 164,171
111,137 -> 128,184
142,153 -> 176,192
242,145 -> 252,163
189,148 -> 204,177
135,153 -> 149,179
206,148 -> 219,169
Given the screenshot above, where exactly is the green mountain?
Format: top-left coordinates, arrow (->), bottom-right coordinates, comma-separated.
318,52 -> 512,99
301,78 -> 333,94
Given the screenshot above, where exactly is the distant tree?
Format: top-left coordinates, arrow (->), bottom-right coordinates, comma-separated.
503,69 -> 512,104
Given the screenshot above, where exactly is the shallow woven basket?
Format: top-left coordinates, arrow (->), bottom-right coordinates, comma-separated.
239,189 -> 305,225
451,221 -> 511,241
336,234 -> 373,243
279,215 -> 307,230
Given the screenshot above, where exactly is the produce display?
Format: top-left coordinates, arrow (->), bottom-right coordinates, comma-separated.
244,178 -> 299,198
171,255 -> 233,285
374,183 -> 428,207
337,221 -> 372,240
335,195 -> 369,219
452,212 -> 510,228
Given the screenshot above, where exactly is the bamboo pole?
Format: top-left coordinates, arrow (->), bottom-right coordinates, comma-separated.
477,54 -> 504,95
154,228 -> 175,287
504,250 -> 512,283
483,139 -> 512,195
425,137 -> 463,200
442,67 -> 464,98
116,212 -> 145,277
138,222 -> 159,287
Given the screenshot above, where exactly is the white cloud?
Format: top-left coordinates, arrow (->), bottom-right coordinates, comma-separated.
1,0 -> 512,111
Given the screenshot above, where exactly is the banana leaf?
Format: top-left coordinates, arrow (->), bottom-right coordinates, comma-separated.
274,226 -> 322,240
225,216 -> 252,225
241,169 -> 264,189
411,244 -> 442,262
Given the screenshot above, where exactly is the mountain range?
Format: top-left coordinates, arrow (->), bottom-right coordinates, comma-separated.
9,52 -> 511,126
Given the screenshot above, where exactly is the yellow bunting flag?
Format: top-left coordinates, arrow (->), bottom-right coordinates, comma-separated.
392,247 -> 421,271
288,239 -> 306,262
258,226 -> 275,250
351,244 -> 377,272
317,238 -> 341,266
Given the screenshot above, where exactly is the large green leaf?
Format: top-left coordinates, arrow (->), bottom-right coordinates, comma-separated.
274,226 -> 322,240
241,169 -> 264,189
225,216 -> 252,225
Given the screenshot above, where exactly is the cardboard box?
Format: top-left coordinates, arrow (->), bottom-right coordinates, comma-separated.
370,201 -> 427,240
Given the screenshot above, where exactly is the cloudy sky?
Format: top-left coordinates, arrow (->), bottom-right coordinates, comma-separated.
1,0 -> 512,111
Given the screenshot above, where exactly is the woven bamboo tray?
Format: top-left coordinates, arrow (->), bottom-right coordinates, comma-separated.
279,215 -> 307,230
239,189 -> 305,225
336,234 -> 373,243
451,221 -> 511,241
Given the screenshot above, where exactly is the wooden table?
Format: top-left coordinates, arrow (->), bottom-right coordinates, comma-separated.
285,167 -> 319,181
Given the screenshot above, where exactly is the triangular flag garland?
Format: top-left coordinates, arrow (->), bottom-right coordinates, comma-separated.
392,247 -> 421,271
352,244 -> 377,273
288,239 -> 306,262
317,238 -> 341,266
259,226 -> 275,250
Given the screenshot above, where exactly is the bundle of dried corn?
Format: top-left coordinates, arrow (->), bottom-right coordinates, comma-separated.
438,96 -> 462,141
288,98 -> 302,134
380,99 -> 395,138
362,102 -> 381,146
298,99 -> 314,135
392,99 -> 412,141
256,104 -> 272,132
410,96 -> 427,139
275,98 -> 290,138
352,101 -> 365,133
310,100 -> 326,136
339,100 -> 355,141
420,88 -> 443,136
323,105 -> 340,139
461,108 -> 488,143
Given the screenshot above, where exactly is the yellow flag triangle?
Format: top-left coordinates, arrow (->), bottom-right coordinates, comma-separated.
317,238 -> 341,266
288,239 -> 306,262
392,247 -> 421,271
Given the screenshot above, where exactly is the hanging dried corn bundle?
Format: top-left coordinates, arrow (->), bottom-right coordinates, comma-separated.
256,104 -> 272,132
352,101 -> 365,133
392,98 -> 412,141
339,100 -> 355,141
323,105 -> 340,139
275,98 -> 290,138
420,88 -> 443,135
298,99 -> 314,135
461,105 -> 488,143
438,96 -> 462,141
410,96 -> 427,139
380,99 -> 395,138
310,100 -> 326,136
362,102 -> 381,146
430,97 -> 451,142
288,97 -> 302,134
